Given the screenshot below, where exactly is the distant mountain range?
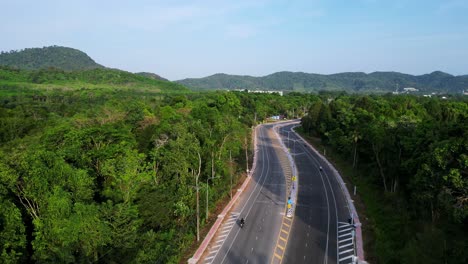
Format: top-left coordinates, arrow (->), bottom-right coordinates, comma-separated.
2,46 -> 466,94
177,71 -> 468,94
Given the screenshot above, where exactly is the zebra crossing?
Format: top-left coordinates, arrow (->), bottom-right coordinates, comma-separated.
202,212 -> 240,264
337,221 -> 357,264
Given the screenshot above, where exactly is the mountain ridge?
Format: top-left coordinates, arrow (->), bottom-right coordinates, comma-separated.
176,71 -> 468,94
0,46 -> 169,82
0,46 -> 104,71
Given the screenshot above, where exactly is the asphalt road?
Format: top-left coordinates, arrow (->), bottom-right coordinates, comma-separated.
279,124 -> 353,264
204,123 -> 289,264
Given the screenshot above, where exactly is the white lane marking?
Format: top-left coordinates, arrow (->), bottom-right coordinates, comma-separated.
339,237 -> 353,244
208,249 -> 219,254
339,255 -> 354,261
292,126 -> 353,264
211,244 -> 222,250
339,248 -> 354,255
339,243 -> 354,249
338,227 -> 353,233
287,125 -> 335,264
339,233 -> 352,238
217,128 -> 272,264
314,152 -> 331,264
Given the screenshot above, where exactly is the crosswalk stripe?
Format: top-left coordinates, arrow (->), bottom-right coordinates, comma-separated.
339,237 -> 353,244
339,248 -> 354,255
339,255 -> 354,262
339,242 -> 354,249
338,227 -> 353,233
339,233 -> 351,238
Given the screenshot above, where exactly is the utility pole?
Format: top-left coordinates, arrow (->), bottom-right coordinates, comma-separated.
207,151 -> 215,220
230,150 -> 233,200
195,152 -> 201,241
206,179 -> 209,221
245,136 -> 249,175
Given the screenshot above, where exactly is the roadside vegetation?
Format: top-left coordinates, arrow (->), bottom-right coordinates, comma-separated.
0,68 -> 313,263
2,65 -> 465,263
301,93 -> 467,264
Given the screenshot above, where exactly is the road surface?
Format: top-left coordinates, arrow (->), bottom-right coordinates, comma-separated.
201,123 -> 291,264
279,123 -> 355,264
199,122 -> 356,264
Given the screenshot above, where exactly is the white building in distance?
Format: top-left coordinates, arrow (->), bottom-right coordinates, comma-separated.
231,89 -> 283,96
403,87 -> 419,92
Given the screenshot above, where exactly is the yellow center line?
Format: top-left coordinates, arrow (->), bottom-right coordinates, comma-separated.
271,191 -> 296,264
270,127 -> 297,264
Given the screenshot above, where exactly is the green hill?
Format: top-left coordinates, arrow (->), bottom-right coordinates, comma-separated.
0,46 -> 104,71
0,67 -> 188,92
135,72 -> 169,81
177,71 -> 468,94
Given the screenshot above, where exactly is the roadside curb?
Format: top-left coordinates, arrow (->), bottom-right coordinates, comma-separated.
188,125 -> 260,264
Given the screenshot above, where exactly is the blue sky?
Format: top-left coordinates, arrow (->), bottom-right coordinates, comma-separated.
1,0 -> 467,80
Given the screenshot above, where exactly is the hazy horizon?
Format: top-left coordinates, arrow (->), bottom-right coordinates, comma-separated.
1,0 -> 467,80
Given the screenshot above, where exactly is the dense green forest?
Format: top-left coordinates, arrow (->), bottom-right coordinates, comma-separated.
301,94 -> 468,263
0,67 -> 185,93
0,46 -> 104,71
0,70 -> 311,262
135,72 -> 169,82
177,71 -> 468,94
1,64 -> 467,263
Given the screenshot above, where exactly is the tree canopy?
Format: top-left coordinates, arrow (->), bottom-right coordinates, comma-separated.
301,94 -> 468,263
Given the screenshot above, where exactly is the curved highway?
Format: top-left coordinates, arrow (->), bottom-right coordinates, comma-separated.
279,123 -> 355,264
198,122 -> 357,264
201,123 -> 289,264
